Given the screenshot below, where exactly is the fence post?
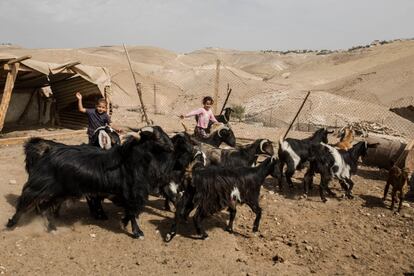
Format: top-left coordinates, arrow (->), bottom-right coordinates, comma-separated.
213,59 -> 221,114
153,83 -> 157,114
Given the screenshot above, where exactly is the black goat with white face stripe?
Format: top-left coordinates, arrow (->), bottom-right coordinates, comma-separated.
165,156 -> 281,242
278,128 -> 334,189
303,141 -> 378,202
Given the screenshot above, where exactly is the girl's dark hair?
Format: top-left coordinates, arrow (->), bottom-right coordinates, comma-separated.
96,98 -> 108,105
202,96 -> 214,105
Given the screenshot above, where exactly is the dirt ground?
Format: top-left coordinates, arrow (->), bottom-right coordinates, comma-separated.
0,128 -> 413,275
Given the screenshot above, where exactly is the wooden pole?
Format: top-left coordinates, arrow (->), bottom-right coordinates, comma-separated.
219,83 -> 232,115
122,44 -> 150,125
153,83 -> 157,114
283,91 -> 311,140
7,55 -> 31,65
213,59 -> 220,113
0,63 -> 20,132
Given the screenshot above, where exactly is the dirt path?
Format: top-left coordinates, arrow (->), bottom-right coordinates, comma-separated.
0,137 -> 413,275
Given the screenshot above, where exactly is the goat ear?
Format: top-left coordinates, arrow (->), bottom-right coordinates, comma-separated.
128,127 -> 140,132
368,142 -> 380,148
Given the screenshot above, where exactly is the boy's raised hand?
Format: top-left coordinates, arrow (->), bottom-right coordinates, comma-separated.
75,92 -> 82,100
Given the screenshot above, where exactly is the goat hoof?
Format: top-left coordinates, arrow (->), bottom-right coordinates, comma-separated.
321,198 -> 328,203
200,233 -> 209,240
252,227 -> 259,232
165,232 -> 175,242
225,227 -> 233,233
6,219 -> 16,229
347,194 -> 354,199
47,224 -> 57,232
132,231 -> 145,239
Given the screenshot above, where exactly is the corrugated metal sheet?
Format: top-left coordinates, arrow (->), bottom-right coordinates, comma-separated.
51,76 -> 104,129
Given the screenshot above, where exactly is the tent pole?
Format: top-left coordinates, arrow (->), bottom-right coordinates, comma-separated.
0,63 -> 20,132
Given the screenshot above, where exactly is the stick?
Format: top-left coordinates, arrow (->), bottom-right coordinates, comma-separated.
122,44 -> 150,125
283,91 -> 311,140
219,84 -> 232,115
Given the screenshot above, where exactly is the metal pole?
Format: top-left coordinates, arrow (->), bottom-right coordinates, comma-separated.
283,91 -> 311,139
219,84 -> 232,115
213,59 -> 220,113
123,43 -> 150,125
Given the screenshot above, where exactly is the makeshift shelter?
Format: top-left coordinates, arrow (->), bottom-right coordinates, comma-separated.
0,54 -> 111,133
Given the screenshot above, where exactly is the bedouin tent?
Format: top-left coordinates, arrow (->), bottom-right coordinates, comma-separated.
0,54 -> 111,133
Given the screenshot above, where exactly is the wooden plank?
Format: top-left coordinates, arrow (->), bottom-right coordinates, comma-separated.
0,63 -> 20,132
7,55 -> 31,65
0,130 -> 86,146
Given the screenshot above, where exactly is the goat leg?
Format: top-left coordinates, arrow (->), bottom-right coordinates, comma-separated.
225,207 -> 237,233
129,212 -> 144,239
397,189 -> 404,213
193,208 -> 208,239
383,181 -> 391,201
391,188 -> 397,211
345,178 -> 355,199
86,195 -> 108,220
248,202 -> 262,232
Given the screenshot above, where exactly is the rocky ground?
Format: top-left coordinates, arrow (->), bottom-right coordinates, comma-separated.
0,122 -> 413,275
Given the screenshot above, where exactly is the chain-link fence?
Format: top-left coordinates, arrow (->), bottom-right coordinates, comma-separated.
116,60 -> 414,140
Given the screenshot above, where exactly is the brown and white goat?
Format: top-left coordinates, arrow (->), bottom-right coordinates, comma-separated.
383,166 -> 410,212
335,127 -> 354,151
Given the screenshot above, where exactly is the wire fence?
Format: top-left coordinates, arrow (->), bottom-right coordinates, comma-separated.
114,60 -> 414,140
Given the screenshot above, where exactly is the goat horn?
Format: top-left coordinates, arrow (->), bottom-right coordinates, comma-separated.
259,139 -> 268,153
141,126 -> 154,133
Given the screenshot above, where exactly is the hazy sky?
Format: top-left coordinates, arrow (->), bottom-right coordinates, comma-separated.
1,0 -> 413,52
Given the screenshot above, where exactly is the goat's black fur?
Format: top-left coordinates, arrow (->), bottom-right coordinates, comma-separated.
303,141 -> 378,202
194,126 -> 236,147
7,126 -> 173,238
278,128 -> 333,189
165,156 -> 281,241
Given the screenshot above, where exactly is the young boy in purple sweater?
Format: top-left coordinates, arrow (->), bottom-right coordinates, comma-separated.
76,92 -> 119,144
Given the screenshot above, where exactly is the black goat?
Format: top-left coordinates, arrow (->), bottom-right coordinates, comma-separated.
303,141 -> 379,202
194,124 -> 236,147
278,128 -> 334,189
198,138 -> 274,167
7,126 -> 173,238
23,126 -> 121,219
24,126 -> 120,175
165,156 -> 281,242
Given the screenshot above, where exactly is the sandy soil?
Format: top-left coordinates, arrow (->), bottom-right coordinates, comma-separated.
0,126 -> 413,276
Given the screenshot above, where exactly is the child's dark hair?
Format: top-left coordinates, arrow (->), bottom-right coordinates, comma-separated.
202,96 -> 214,105
96,98 -> 108,106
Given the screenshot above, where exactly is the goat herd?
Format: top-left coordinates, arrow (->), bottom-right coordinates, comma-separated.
5,122 -> 405,242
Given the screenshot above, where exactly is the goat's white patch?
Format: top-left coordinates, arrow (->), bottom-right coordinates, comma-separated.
98,131 -> 112,150
280,140 -> 300,169
231,187 -> 241,203
194,151 -> 207,166
169,181 -> 179,195
321,143 -> 351,179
